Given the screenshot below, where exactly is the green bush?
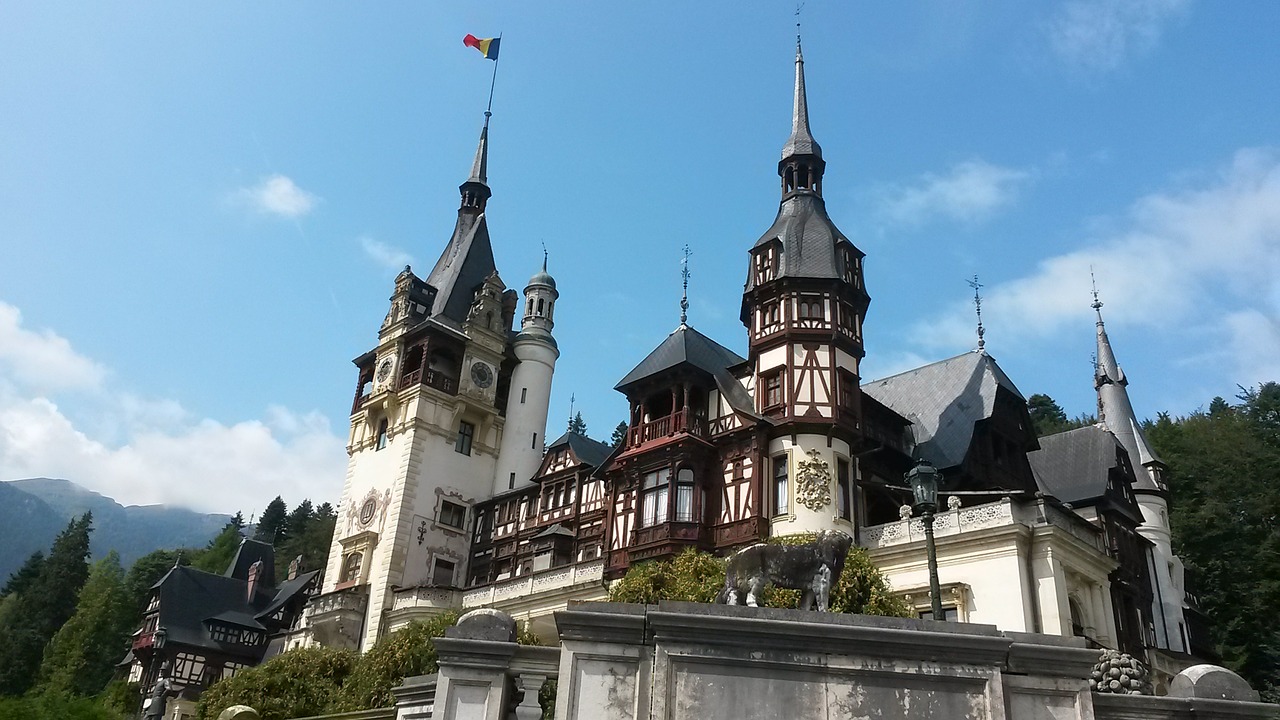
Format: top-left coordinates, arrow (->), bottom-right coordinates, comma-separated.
329,611 -> 459,712
609,536 -> 912,618
0,693 -> 124,720
195,646 -> 357,720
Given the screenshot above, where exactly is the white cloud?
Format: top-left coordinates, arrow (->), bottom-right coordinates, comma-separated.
876,159 -> 1032,227
360,236 -> 413,270
0,302 -> 346,514
1048,0 -> 1191,73
911,148 -> 1280,386
237,174 -> 318,218
0,303 -> 105,393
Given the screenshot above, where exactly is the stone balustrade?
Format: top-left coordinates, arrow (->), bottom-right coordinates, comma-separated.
461,559 -> 604,609
860,497 -> 1104,553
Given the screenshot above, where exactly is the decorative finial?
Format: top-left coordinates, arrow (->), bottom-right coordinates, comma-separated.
541,240 -> 548,271
680,245 -> 691,326
1090,267 -> 1104,316
568,392 -> 575,431
967,275 -> 986,353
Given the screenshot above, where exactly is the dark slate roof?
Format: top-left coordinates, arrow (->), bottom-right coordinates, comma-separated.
225,538 -> 275,587
255,570 -> 320,622
152,566 -> 270,651
532,523 -> 575,540
545,431 -> 614,468
781,38 -> 822,161
1028,424 -> 1124,505
615,325 -> 759,420
744,194 -> 856,292
425,212 -> 497,324
861,351 -> 1025,470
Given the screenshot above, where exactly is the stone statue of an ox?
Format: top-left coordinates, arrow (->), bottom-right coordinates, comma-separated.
716,531 -> 853,612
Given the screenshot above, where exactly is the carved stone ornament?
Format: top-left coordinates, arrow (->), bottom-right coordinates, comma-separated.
356,488 -> 382,530
795,448 -> 832,511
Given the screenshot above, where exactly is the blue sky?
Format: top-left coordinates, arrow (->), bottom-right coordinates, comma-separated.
2,1 -> 1278,514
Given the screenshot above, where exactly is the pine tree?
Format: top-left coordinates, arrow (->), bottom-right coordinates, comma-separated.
254,496 -> 289,545
124,549 -> 183,615
279,500 -> 336,576
37,552 -> 133,697
0,513 -> 93,695
284,500 -> 315,541
611,421 -> 628,448
568,412 -> 587,436
230,511 -> 246,529
1,551 -> 45,597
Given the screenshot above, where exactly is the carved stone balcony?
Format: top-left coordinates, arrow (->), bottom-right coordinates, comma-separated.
304,585 -> 369,650
461,559 -> 604,609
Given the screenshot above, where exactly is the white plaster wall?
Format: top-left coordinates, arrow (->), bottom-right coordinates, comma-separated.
766,434 -> 853,536
494,337 -> 557,494
758,346 -> 788,373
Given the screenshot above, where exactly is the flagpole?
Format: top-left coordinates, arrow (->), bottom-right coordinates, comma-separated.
484,32 -> 503,122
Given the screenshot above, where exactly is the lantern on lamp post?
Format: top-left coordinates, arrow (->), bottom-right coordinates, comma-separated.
906,460 -> 944,621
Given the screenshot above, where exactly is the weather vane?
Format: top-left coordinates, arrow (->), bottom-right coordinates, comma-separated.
680,245 -> 692,326
1090,266 -> 1103,313
967,274 -> 986,353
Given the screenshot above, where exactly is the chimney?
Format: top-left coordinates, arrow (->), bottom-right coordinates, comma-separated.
288,555 -> 302,581
246,560 -> 262,602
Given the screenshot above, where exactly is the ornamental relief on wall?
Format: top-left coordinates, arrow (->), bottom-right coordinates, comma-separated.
796,448 -> 832,511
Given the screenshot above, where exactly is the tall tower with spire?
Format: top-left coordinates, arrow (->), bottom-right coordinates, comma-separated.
740,36 -> 869,535
494,254 -> 560,493
1092,289 -> 1188,652
310,114 -> 542,651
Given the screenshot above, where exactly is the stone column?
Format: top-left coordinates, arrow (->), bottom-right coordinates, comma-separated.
429,609 -> 519,720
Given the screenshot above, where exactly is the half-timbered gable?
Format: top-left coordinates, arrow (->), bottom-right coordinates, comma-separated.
468,430 -> 614,587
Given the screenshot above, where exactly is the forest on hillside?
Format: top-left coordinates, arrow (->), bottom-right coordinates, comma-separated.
0,496 -> 333,719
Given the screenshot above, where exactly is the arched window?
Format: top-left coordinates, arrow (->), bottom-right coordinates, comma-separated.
526,298 -> 534,316
341,552 -> 363,583
675,468 -> 695,522
536,297 -> 544,316
376,419 -> 389,450
1069,596 -> 1087,637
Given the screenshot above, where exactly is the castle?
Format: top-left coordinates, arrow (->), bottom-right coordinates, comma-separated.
290,37 -> 1204,691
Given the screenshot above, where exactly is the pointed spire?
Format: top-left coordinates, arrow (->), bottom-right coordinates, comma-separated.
467,112 -> 490,185
458,112 -> 493,214
781,35 -> 822,163
1090,278 -> 1164,491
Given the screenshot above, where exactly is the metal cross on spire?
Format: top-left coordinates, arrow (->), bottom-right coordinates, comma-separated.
967,275 -> 986,353
680,245 -> 691,326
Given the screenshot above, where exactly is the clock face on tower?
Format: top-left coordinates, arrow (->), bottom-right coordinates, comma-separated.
470,361 -> 493,389
376,358 -> 394,383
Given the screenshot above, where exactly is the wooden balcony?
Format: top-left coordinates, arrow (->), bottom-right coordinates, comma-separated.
627,410 -> 707,449
399,368 -> 458,395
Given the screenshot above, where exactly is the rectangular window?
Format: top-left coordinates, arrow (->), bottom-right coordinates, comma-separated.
918,607 -> 959,622
432,558 -> 456,586
508,472 -> 515,490
439,500 -> 466,529
456,421 -> 474,455
641,469 -> 670,526
773,455 -> 789,516
675,468 -> 695,522
532,432 -> 538,449
764,372 -> 783,408
521,388 -> 527,404
836,459 -> 852,520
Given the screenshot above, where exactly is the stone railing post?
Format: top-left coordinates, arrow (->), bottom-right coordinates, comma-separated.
552,603 -> 650,720
427,609 -> 520,720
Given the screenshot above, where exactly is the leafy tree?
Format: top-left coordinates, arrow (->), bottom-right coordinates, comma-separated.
37,552 -> 134,697
1,552 -> 45,597
191,523 -> 244,576
1146,384 -> 1280,701
567,412 -> 588,436
611,421 -> 628,448
253,496 -> 289,545
331,611 -> 460,711
123,549 -> 184,616
196,646 -> 357,720
0,513 -> 93,696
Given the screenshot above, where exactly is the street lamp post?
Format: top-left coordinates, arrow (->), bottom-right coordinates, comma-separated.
906,460 -> 944,621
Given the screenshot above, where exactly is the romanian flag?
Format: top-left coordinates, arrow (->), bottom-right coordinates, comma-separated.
463,34 -> 500,60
